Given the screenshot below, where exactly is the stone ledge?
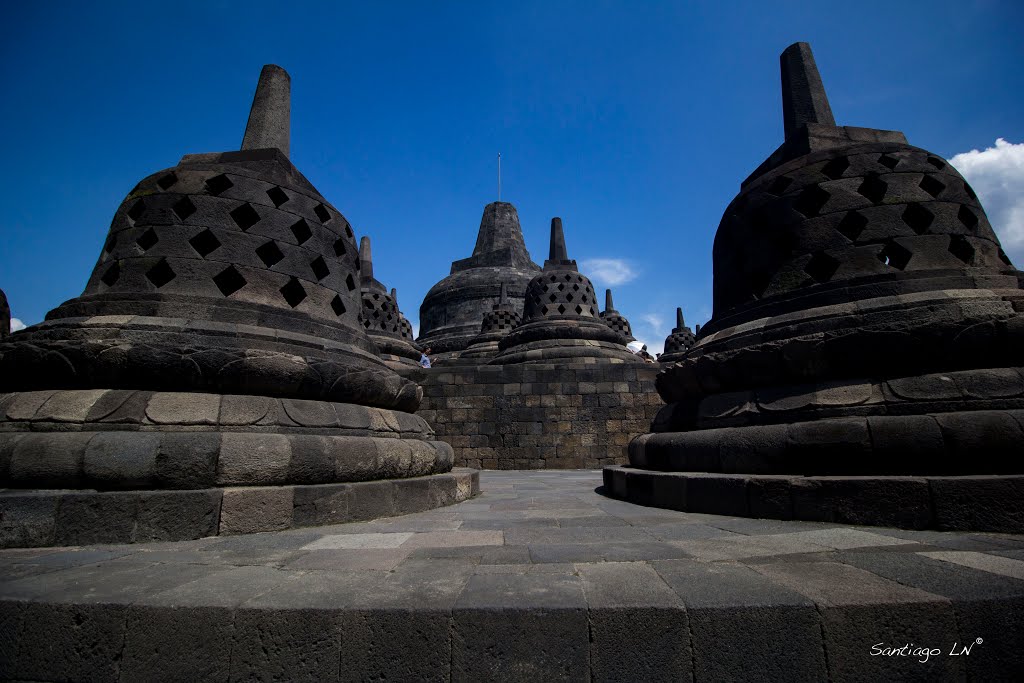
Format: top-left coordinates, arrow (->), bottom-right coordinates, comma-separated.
603,466 -> 1024,532
0,468 -> 479,548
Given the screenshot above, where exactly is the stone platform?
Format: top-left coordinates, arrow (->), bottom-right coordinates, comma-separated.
2,471 -> 1023,681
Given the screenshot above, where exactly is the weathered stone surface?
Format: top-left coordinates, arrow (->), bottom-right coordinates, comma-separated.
453,573 -> 589,681
219,486 -> 294,535
418,202 -> 540,354
0,65 -> 471,549
83,431 -> 160,489
609,41 -> 1024,533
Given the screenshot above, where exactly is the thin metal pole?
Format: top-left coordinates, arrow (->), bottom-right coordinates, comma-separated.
498,152 -> 501,201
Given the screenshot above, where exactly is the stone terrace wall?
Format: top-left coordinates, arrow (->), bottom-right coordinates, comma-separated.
402,363 -> 662,469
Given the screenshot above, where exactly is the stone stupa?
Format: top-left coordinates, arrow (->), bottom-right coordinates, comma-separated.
492,218 -> 644,365
458,283 -> 522,361
606,43 -> 1024,532
0,65 -> 474,548
599,289 -> 635,342
417,201 -> 540,356
357,236 -> 422,369
658,307 -> 696,363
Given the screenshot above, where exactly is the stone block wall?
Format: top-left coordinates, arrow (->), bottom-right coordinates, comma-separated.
402,364 -> 662,469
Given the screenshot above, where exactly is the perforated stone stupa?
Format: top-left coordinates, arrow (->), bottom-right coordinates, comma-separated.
599,289 -> 635,342
606,42 -> 1024,532
358,236 -> 421,369
658,307 -> 696,363
458,283 -> 522,361
0,65 -> 474,549
417,201 -> 540,356
492,218 -> 644,365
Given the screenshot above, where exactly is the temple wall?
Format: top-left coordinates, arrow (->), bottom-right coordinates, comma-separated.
402,364 -> 662,469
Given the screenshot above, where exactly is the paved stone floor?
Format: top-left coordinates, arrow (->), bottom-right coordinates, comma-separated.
2,470 -> 1023,681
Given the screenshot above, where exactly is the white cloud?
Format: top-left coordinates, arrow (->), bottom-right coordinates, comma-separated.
10,317 -> 26,332
633,312 -> 668,357
580,258 -> 637,286
639,313 -> 663,330
412,323 -> 420,339
950,138 -> 1024,265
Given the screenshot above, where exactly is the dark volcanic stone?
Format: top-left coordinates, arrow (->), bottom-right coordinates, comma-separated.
418,202 -> 540,353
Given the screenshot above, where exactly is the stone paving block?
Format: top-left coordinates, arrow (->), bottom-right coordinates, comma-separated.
837,550 -> 1024,681
671,534 -> 832,562
0,492 -> 59,548
453,573 -> 589,682
154,432 -> 220,488
770,527 -> 920,550
791,476 -> 933,528
83,431 -> 160,488
8,432 -> 91,487
578,562 -> 690,682
285,548 -> 409,571
348,479 -> 397,520
929,475 -> 1024,533
504,525 -> 652,546
1,601 -> 128,683
400,530 -> 503,548
653,559 -> 827,682
138,565 -> 297,608
219,486 -> 294,535
919,550 -> 1024,580
292,483 -> 352,526
135,489 -> 222,542
217,433 -> 291,485
750,560 -> 962,681
231,607 -> 343,682
122,604 -> 235,682
54,491 -> 140,545
303,532 -> 413,550
338,609 -> 450,682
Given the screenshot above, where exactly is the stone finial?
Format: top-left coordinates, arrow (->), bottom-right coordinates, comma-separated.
605,289 -> 615,311
499,282 -> 508,305
391,288 -> 398,307
780,42 -> 835,141
359,236 -> 374,282
676,307 -> 684,329
241,64 -> 291,157
549,218 -> 568,262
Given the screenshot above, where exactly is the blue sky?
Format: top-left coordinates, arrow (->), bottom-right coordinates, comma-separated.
2,1 -> 1023,352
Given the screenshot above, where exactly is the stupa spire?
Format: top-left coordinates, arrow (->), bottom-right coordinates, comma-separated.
359,236 -> 374,282
676,307 -> 684,329
780,42 -> 835,141
241,64 -> 291,156
549,217 -> 568,261
605,289 -> 615,311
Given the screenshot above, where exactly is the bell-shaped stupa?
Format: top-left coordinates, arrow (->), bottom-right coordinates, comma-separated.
492,218 -> 644,364
607,43 -> 1024,532
417,201 -> 540,356
598,289 -> 635,342
459,283 -> 522,360
658,307 -> 695,362
0,65 -> 472,548
358,236 -> 422,368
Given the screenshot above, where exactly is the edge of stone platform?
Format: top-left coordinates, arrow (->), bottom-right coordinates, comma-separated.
0,468 -> 480,549
603,465 -> 1024,533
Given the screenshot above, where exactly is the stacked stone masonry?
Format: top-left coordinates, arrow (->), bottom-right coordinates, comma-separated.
404,364 -> 662,469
